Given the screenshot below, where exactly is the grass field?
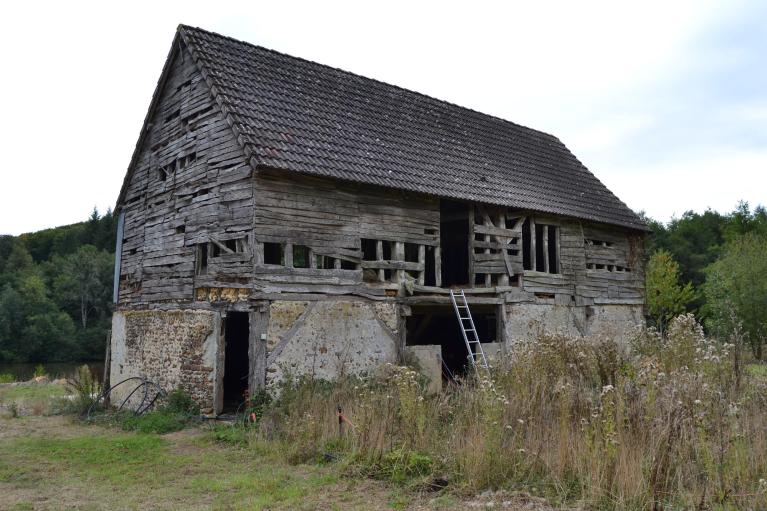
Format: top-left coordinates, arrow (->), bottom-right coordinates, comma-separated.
4,318 -> 766,510
0,415 -> 420,511
0,386 -> 530,511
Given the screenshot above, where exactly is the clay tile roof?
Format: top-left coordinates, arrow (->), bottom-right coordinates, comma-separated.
178,25 -> 646,231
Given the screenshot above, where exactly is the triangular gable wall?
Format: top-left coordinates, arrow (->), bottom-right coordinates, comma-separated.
115,36 -> 253,303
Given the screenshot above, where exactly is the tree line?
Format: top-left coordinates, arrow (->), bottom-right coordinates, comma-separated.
0,209 -> 116,362
0,202 -> 765,364
645,202 -> 767,359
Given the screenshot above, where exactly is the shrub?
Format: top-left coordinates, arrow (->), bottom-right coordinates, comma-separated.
241,316 -> 767,509
0,373 -> 14,384
33,364 -> 46,378
65,364 -> 101,416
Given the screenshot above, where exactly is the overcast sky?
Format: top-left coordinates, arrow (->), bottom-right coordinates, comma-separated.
0,0 -> 765,235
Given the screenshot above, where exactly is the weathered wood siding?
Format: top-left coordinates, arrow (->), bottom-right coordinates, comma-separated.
117,45 -> 252,304
251,170 -> 440,294
518,218 -> 644,305
115,46 -> 642,306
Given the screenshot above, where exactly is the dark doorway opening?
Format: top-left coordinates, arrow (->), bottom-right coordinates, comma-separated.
406,306 -> 496,379
223,311 -> 250,411
440,200 -> 470,287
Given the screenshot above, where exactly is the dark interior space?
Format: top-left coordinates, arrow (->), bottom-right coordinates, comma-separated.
424,245 -> 436,286
535,224 -> 545,272
440,200 -> 470,286
547,227 -> 559,273
522,218 -> 532,270
223,311 -> 250,411
407,306 -> 496,379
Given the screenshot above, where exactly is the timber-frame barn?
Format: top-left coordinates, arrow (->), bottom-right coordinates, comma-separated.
111,25 -> 647,413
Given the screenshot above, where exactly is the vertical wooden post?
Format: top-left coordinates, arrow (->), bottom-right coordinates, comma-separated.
468,206 -> 475,287
376,240 -> 385,282
417,244 -> 425,285
497,212 -> 509,286
434,245 -> 442,288
308,248 -> 317,269
542,225 -> 549,273
394,241 -> 405,283
483,212 -> 492,287
102,329 -> 112,408
284,243 -> 293,268
253,241 -> 264,266
250,305 -> 269,392
334,258 -> 342,270
554,226 -> 561,274
529,217 -> 536,271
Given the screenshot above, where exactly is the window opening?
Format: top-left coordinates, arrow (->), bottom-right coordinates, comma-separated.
263,242 -> 284,265
196,244 -> 208,275
361,238 -> 377,261
404,243 -> 419,263
293,245 -> 311,268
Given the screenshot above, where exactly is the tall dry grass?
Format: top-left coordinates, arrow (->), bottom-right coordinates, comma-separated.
251,314 -> 767,510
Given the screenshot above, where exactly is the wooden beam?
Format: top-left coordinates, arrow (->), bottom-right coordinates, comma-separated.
376,240 -> 385,282
497,212 -> 510,286
284,242 -> 293,268
209,237 -> 235,254
529,217 -> 536,271
468,206 -> 475,287
417,244 -> 425,285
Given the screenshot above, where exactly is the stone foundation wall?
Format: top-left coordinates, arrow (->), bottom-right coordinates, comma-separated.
504,303 -> 644,344
110,309 -> 219,413
265,300 -> 399,387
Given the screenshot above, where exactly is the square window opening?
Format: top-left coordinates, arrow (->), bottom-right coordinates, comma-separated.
263,242 -> 284,265
293,245 -> 311,268
404,243 -> 419,263
361,238 -> 377,261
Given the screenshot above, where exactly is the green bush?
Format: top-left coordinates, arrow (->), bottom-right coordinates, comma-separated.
210,424 -> 248,445
164,388 -> 200,416
0,373 -> 14,384
120,410 -> 189,435
33,364 -> 46,378
376,448 -> 433,483
83,388 -> 199,434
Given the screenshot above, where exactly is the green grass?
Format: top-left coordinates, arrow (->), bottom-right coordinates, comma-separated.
746,363 -> 767,379
0,418 -> 403,510
0,383 -> 67,403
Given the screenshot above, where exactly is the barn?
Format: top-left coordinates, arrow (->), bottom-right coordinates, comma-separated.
110,25 -> 647,413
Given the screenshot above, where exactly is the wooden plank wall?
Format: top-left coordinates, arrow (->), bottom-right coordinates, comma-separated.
115,45 -> 642,306
252,171 -> 440,294
118,45 -> 253,303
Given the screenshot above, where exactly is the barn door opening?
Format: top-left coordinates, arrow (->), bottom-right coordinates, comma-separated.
406,305 -> 496,380
440,200 -> 470,287
223,311 -> 250,411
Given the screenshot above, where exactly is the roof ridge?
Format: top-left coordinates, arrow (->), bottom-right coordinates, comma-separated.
176,24 -> 562,144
